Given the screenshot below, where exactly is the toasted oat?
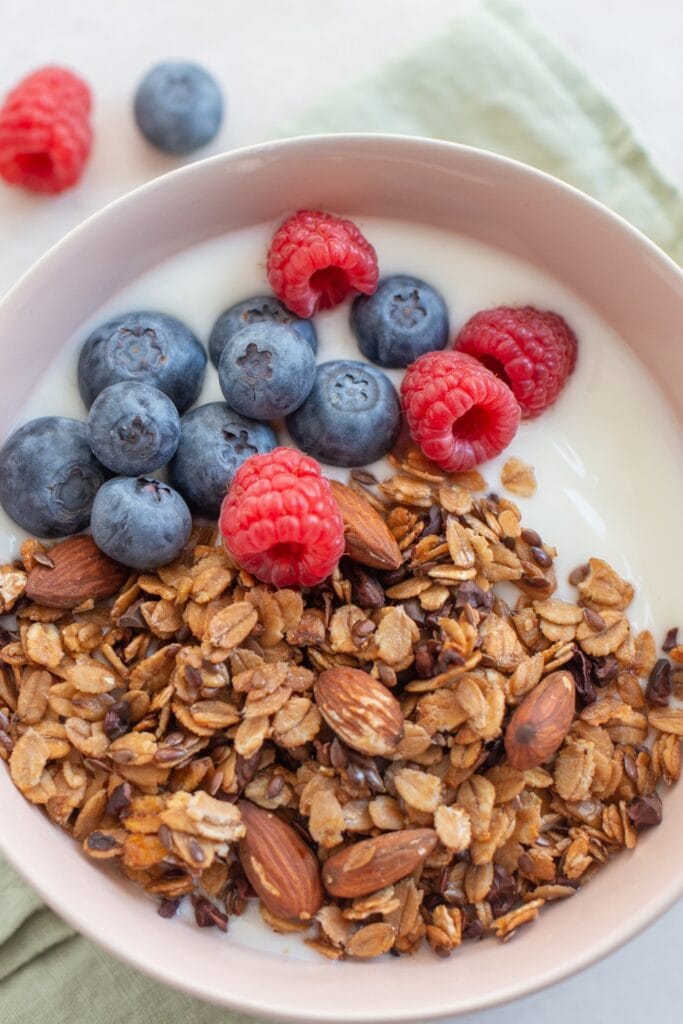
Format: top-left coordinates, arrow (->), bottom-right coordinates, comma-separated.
10,727 -> 50,793
0,565 -> 27,612
0,461 -> 678,961
493,898 -> 544,939
647,707 -> 683,736
434,804 -> 472,852
501,458 -> 537,498
394,768 -> 442,813
345,922 -> 397,959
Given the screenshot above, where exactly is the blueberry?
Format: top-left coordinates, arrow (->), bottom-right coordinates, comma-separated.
351,275 -> 449,368
134,61 -> 223,154
0,417 -> 107,537
78,311 -> 206,413
287,360 -> 402,467
169,402 -> 277,516
208,296 -> 317,368
218,322 -> 316,420
87,382 -> 181,476
91,476 -> 192,570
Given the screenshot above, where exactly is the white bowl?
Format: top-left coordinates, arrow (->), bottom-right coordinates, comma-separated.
1,135 -> 683,1022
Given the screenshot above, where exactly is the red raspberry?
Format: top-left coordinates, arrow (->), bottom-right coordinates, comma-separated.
267,210 -> 378,319
455,306 -> 577,419
219,447 -> 345,588
400,351 -> 520,473
0,67 -> 92,194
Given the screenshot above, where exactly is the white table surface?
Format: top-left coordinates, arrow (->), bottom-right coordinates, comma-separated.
2,1 -> 682,1022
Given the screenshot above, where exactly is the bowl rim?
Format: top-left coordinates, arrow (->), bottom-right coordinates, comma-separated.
1,131 -> 682,1022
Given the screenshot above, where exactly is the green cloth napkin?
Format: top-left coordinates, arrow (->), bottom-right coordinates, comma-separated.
286,0 -> 683,264
2,2 -> 682,1022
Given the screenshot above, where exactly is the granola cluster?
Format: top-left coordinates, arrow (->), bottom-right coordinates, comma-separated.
1,448 -> 681,960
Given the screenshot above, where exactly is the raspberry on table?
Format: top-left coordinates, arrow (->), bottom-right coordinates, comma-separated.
0,67 -> 92,194
219,447 -> 345,588
400,351 -> 521,473
455,306 -> 577,419
267,210 -> 379,319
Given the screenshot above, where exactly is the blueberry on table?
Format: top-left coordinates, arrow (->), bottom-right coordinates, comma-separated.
351,275 -> 449,368
133,61 -> 223,154
87,382 -> 181,475
0,417 -> 107,537
169,401 -> 277,516
218,322 -> 316,420
208,295 -> 317,368
287,359 -> 402,467
77,311 -> 206,413
91,476 -> 192,570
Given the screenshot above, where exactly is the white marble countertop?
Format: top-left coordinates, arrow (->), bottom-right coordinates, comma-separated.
2,1 -> 682,1021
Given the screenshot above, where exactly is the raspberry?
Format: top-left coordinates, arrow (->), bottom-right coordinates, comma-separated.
267,210 -> 378,319
219,447 -> 345,588
0,67 -> 92,194
455,306 -> 577,419
400,351 -> 520,473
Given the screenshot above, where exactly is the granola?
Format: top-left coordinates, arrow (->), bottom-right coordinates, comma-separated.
1,448 -> 680,960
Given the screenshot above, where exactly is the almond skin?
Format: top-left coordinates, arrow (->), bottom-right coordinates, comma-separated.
323,829 -> 438,898
329,480 -> 402,571
314,667 -> 404,757
237,801 -> 323,921
504,670 -> 576,769
25,535 -> 129,609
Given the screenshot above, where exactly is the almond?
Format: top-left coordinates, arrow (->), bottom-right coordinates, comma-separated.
237,800 -> 323,921
25,535 -> 129,609
329,480 -> 402,571
323,829 -> 437,898
314,667 -> 403,757
504,670 -> 576,769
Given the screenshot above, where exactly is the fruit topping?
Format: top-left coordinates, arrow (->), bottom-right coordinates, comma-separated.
455,305 -> 577,419
217,322 -> 316,420
77,311 -> 207,413
267,210 -> 378,318
208,295 -> 317,367
0,417 -> 106,537
287,359 -> 401,468
219,447 -> 344,587
90,476 -> 191,569
400,350 -> 520,472
87,382 -> 180,475
351,274 -> 449,368
169,401 -> 277,516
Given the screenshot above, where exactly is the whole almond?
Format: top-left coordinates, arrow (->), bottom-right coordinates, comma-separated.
504,670 -> 576,769
237,800 -> 323,921
329,480 -> 402,571
314,667 -> 404,757
25,535 -> 128,609
323,829 -> 437,898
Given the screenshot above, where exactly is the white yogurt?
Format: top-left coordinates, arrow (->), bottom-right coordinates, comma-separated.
3,217 -> 682,957
4,215 -> 682,636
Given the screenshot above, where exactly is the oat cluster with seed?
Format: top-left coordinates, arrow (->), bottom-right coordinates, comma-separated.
1,446 -> 682,960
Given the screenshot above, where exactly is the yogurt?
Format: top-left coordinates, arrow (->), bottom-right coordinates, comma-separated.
3,215 -> 683,956
3,215 -> 682,639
